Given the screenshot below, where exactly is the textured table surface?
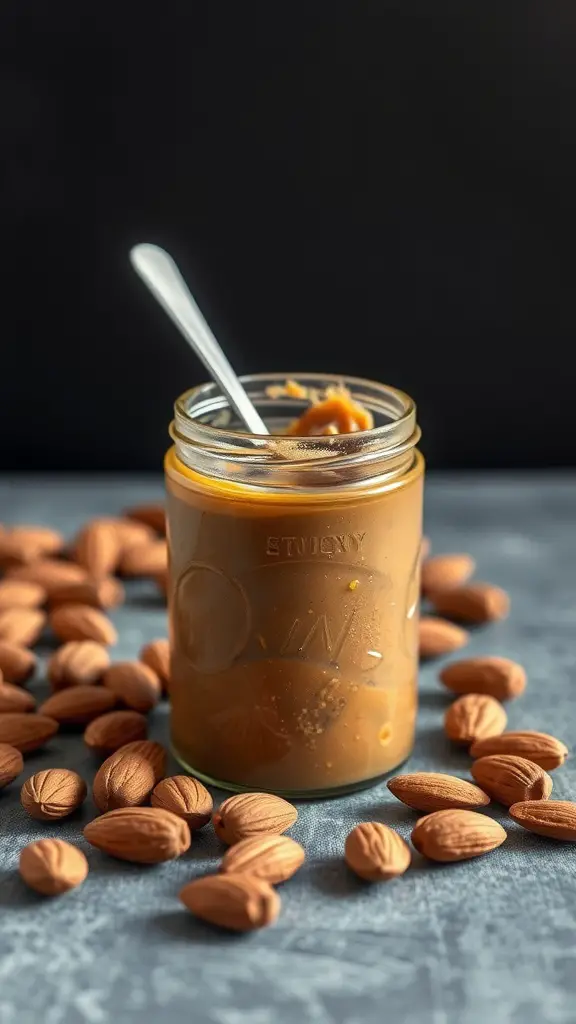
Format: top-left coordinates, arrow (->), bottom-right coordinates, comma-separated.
0,473 -> 575,1024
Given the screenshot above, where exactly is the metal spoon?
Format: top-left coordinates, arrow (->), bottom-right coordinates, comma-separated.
129,243 -> 269,434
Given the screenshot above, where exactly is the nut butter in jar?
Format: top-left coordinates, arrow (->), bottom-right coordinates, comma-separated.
165,374 -> 424,796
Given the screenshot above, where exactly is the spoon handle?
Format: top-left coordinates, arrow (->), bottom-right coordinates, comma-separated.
130,243 -> 269,435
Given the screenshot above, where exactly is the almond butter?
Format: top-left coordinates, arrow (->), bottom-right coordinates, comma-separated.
0,608 -> 46,647
73,521 -> 122,579
102,661 -> 161,713
84,710 -> 148,755
139,639 -> 170,691
124,504 -> 166,535
471,754 -> 553,807
0,642 -> 36,684
388,772 -> 490,812
421,553 -> 475,594
38,686 -> 117,725
93,749 -> 157,812
344,822 -> 411,881
0,580 -> 46,610
21,768 -> 87,820
0,742 -> 24,787
0,526 -> 63,568
49,578 -> 125,611
220,834 -> 305,883
428,582 -> 510,623
509,800 -> 576,841
119,740 -> 166,781
151,775 -> 213,829
7,559 -> 89,595
440,657 -> 526,701
48,641 -> 111,690
118,540 -> 168,578
0,683 -> 36,713
180,874 -> 280,932
0,713 -> 58,752
444,693 -> 507,745
412,809 -> 507,861
84,806 -> 190,863
19,839 -> 88,895
213,793 -> 298,845
470,731 -> 569,770
419,617 -> 469,658
49,604 -> 118,645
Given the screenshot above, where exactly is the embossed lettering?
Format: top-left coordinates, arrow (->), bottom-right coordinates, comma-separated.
266,533 -> 367,558
279,610 -> 356,663
266,536 -> 280,556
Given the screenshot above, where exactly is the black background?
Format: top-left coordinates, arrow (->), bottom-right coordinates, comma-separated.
2,3 -> 576,471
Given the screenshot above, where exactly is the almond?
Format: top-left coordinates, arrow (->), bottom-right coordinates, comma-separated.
38,686 -> 116,725
213,793 -> 298,845
0,642 -> 36,684
444,694 -> 507,745
21,768 -> 87,820
419,617 -> 469,658
7,559 -> 89,595
388,772 -> 490,812
48,641 -> 111,690
19,839 -> 88,895
102,661 -> 161,712
0,742 -> 24,787
0,580 -> 46,610
344,822 -> 411,881
470,731 -> 569,771
84,806 -> 190,863
0,608 -> 46,647
84,710 -> 148,755
124,504 -> 166,535
220,834 -> 305,883
421,554 -> 475,594
111,518 -> 156,547
139,639 -> 170,692
0,713 -> 58,752
509,800 -> 576,841
93,749 -> 157,812
0,526 -> 63,567
73,521 -> 122,579
118,740 -> 166,781
118,540 -> 168,578
151,775 -> 213,829
180,874 -> 280,932
412,809 -> 507,861
471,754 -> 553,807
428,582 -> 510,623
440,657 -> 526,701
49,604 -> 118,645
49,578 -> 125,611
0,683 -> 36,713
155,571 -> 168,598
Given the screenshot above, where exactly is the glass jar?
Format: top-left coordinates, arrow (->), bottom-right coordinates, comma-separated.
165,373 -> 424,797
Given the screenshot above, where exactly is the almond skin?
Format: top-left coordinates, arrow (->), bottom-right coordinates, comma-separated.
444,694 -> 507,745
428,582 -> 510,623
213,793 -> 298,845
0,580 -> 46,610
19,839 -> 88,895
84,806 -> 190,863
471,754 -> 553,807
440,657 -> 526,701
0,642 -> 36,684
470,731 -> 569,771
509,800 -> 576,841
102,661 -> 161,713
119,740 -> 166,782
345,822 -> 411,881
118,540 -> 168,578
84,710 -> 148,755
0,527 -> 63,567
73,521 -> 122,579
139,639 -> 170,692
0,683 -> 36,713
93,750 -> 157,812
49,578 -> 125,611
0,608 -> 46,647
0,742 -> 24,788
421,554 -> 475,595
49,604 -> 118,646
388,772 -> 490,812
151,775 -> 212,829
111,518 -> 156,548
412,809 -> 507,862
0,713 -> 58,752
124,504 -> 166,535
38,686 -> 117,725
419,617 -> 469,658
220,834 -> 306,884
48,641 -> 111,690
180,874 -> 280,932
7,559 -> 89,595
21,768 -> 87,820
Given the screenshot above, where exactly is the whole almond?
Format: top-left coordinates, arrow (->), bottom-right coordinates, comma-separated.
0,527 -> 63,567
111,518 -> 156,547
118,740 -> 166,782
428,582 -> 510,623
50,604 -> 117,646
0,580 -> 46,610
412,809 -> 507,861
470,731 -> 569,771
440,657 -> 526,701
102,661 -> 161,713
118,540 -> 168,578
0,642 -> 36,684
48,641 -> 111,690
0,713 -> 58,752
213,793 -> 298,846
388,772 -> 490,812
124,504 -> 166,535
344,822 -> 411,881
0,683 -> 36,713
139,639 -> 170,691
84,806 -> 190,863
509,800 -> 576,841
471,754 -> 552,807
84,710 -> 148,755
419,617 -> 469,658
21,768 -> 87,820
0,608 -> 46,647
444,694 -> 507,745
49,578 -> 125,611
73,521 -> 122,579
421,554 -> 475,594
93,750 -> 157,812
38,686 -> 117,725
7,559 -> 89,595
151,775 -> 213,829
220,834 -> 305,884
180,874 -> 280,932
0,742 -> 24,787
19,839 -> 88,895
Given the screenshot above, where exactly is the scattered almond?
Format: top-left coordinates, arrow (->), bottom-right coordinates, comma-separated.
38,686 -> 117,725
49,578 -> 125,611
0,683 -> 36,714
119,740 -> 166,781
440,657 -> 526,701
124,504 -> 166,535
388,772 -> 490,812
21,768 -> 87,820
118,540 -> 168,578
419,617 -> 469,658
73,521 -> 122,579
0,526 -> 63,568
471,754 -> 553,807
111,518 -> 156,548
0,580 -> 46,610
444,694 -> 507,745
0,608 -> 46,647
19,839 -> 88,895
470,731 -> 569,771
139,639 -> 170,692
0,642 -> 36,684
48,641 -> 111,690
84,806 -> 190,863
412,809 -> 507,861
180,874 -> 280,932
102,661 -> 161,713
421,554 -> 475,594
213,793 -> 298,845
345,822 -> 411,881
509,800 -> 576,841
220,834 -> 305,884
428,582 -> 510,623
151,775 -> 213,829
93,749 -> 157,812
0,742 -> 24,788
7,558 -> 88,595
84,710 -> 148,755
0,713 -> 58,752
49,604 -> 118,646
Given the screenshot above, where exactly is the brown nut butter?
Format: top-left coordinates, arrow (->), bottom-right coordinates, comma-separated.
165,374 -> 424,796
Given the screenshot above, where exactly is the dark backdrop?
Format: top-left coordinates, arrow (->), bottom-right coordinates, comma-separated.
2,3 -> 576,471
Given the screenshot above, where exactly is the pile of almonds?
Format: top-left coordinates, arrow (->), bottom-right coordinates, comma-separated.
0,518 -> 574,933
